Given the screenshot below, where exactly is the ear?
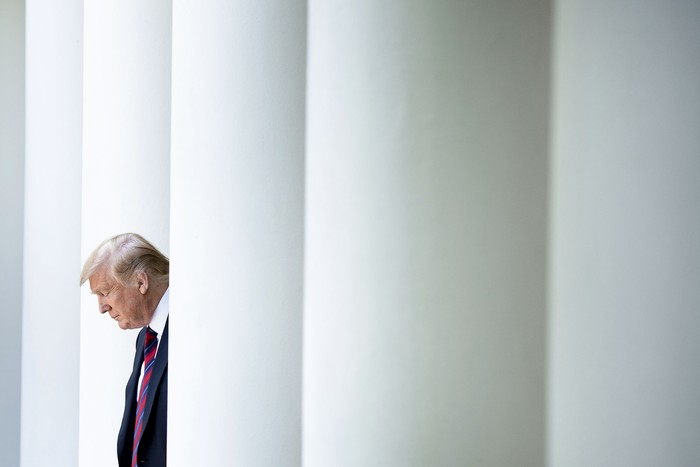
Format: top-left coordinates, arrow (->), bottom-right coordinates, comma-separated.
136,271 -> 149,294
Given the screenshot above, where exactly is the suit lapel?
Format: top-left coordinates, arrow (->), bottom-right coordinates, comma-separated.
141,318 -> 168,430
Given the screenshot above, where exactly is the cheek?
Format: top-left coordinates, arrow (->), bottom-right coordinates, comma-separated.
106,294 -> 120,310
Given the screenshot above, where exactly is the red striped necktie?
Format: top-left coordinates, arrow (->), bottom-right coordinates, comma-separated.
132,327 -> 158,467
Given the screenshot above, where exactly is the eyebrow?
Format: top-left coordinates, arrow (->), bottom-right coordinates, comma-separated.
91,284 -> 113,295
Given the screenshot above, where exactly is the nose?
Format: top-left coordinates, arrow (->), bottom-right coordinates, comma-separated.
98,296 -> 110,314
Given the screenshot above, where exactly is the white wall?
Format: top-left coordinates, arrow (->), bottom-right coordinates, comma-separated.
169,1 -> 306,465
20,1 -> 83,466
80,1 -> 171,465
0,1 -> 24,465
304,1 -> 550,465
549,0 -> 700,465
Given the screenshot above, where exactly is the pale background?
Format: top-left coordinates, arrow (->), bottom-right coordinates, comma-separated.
1,0 -> 699,466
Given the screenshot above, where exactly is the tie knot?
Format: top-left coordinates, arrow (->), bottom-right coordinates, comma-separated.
145,327 -> 158,346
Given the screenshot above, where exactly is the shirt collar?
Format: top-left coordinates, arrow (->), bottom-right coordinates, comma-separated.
148,287 -> 169,337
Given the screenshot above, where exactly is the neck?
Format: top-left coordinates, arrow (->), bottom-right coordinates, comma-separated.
145,282 -> 168,322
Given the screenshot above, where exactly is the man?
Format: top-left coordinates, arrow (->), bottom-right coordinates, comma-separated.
80,233 -> 169,467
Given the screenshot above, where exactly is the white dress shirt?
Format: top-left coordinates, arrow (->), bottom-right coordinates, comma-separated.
137,288 -> 169,400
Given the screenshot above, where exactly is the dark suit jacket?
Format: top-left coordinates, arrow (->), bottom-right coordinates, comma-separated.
117,319 -> 168,467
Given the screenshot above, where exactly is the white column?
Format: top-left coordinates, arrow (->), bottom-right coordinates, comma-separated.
21,1 -> 83,466
0,1 -> 24,465
80,1 -> 171,465
2,2 -> 84,464
549,1 -> 700,466
304,2 -> 550,466
169,1 -> 305,465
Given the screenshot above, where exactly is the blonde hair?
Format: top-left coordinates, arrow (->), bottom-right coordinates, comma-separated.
80,233 -> 169,286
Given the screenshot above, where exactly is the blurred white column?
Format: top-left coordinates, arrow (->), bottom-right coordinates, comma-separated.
304,2 -> 550,466
169,1 -> 305,465
21,1 -> 83,466
549,1 -> 700,466
80,1 -> 171,465
0,1 -> 24,465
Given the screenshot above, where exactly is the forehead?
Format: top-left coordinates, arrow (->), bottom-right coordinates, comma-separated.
88,265 -> 114,292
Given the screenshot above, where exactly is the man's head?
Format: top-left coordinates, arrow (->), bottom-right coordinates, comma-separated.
80,233 -> 169,330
